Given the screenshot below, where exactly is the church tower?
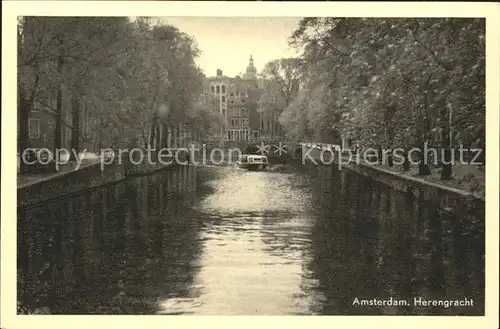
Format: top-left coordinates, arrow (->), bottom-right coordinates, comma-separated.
243,55 -> 257,80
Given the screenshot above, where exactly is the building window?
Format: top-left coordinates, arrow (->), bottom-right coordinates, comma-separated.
261,120 -> 264,130
28,118 -> 40,139
241,98 -> 246,104
231,119 -> 235,127
211,86 -> 215,93
222,85 -> 226,93
222,109 -> 226,117
267,120 -> 271,130
222,96 -> 226,103
230,99 -> 234,105
230,92 -> 234,97
216,86 -> 220,93
32,101 -> 42,112
241,108 -> 247,116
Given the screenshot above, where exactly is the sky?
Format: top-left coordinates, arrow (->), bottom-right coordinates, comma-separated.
157,17 -> 303,78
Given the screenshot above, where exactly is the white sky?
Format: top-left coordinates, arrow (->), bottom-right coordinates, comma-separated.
157,17 -> 303,78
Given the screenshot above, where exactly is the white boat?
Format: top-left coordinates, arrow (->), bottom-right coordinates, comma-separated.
236,154 -> 268,171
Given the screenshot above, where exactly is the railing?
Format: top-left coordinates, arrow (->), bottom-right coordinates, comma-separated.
298,142 -> 343,152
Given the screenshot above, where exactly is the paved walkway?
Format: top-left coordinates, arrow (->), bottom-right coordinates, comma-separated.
301,144 -> 485,200
368,161 -> 485,199
17,159 -> 101,189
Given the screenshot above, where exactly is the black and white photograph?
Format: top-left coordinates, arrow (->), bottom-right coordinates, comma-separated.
2,1 -> 499,327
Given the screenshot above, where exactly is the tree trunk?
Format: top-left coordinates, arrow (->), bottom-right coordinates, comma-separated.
388,150 -> 394,167
440,108 -> 452,180
149,121 -> 156,149
54,87 -> 63,152
377,146 -> 383,165
141,128 -> 148,149
440,147 -> 452,180
70,95 -> 80,161
155,122 -> 161,151
172,125 -> 177,148
178,124 -> 183,148
18,19 -> 31,175
402,148 -> 410,171
98,131 -> 102,152
18,88 -> 31,174
418,79 -> 432,176
477,130 -> 485,167
417,110 -> 431,175
418,140 -> 432,175
54,54 -> 64,154
161,124 -> 168,148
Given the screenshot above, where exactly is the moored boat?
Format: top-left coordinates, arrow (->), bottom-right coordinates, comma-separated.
236,154 -> 268,171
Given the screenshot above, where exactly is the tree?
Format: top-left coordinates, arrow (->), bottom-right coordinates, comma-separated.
259,58 -> 302,113
186,97 -> 227,141
258,58 -> 302,139
17,16 -> 214,168
17,17 -> 135,162
282,18 -> 484,178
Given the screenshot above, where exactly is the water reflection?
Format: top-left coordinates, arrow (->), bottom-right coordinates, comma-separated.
18,165 -> 203,314
18,163 -> 484,315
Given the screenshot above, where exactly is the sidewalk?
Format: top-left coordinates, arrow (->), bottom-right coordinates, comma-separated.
303,144 -> 486,200
17,159 -> 101,189
361,160 -> 485,200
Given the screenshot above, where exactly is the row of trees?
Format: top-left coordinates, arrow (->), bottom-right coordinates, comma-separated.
18,17 -> 225,172
259,18 -> 485,178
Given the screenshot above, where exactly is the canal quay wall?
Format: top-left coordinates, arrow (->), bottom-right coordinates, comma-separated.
17,143 -> 484,212
16,141 -> 288,207
301,146 -> 485,213
17,151 -> 189,207
18,160 -> 125,207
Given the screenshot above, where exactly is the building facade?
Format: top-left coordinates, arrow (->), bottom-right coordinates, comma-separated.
18,21 -> 100,157
206,55 -> 282,142
20,85 -> 99,155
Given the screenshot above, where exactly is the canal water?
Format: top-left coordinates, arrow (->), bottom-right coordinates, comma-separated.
17,163 -> 485,315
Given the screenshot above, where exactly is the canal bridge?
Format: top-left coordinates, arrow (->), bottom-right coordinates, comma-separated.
201,139 -> 344,159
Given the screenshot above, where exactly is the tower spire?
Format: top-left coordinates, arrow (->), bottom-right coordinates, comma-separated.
246,55 -> 256,73
244,55 -> 257,80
